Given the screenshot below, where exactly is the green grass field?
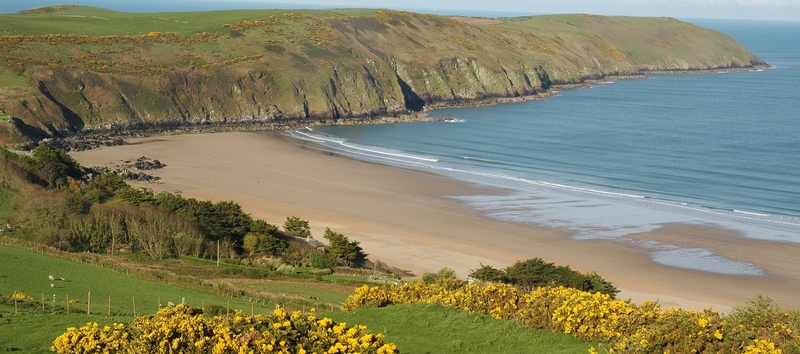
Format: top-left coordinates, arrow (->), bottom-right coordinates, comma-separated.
0,309 -> 133,353
0,242 -> 594,353
328,303 -> 594,354
0,244 -> 272,316
230,279 -> 352,305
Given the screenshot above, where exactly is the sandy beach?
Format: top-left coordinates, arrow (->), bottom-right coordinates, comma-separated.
70,131 -> 800,312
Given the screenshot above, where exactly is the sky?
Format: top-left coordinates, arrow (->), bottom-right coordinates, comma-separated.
0,0 -> 798,21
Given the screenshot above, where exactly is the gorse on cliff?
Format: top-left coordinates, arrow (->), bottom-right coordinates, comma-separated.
0,6 -> 765,143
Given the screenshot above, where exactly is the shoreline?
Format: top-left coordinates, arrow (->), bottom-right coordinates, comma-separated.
42,65 -> 769,151
70,131 -> 800,312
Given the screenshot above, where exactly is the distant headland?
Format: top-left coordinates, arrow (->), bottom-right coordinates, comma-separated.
0,5 -> 767,145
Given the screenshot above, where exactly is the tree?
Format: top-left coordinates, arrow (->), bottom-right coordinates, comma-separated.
584,272 -> 619,298
251,219 -> 279,235
257,233 -> 287,255
242,232 -> 259,256
31,146 -> 83,189
243,231 -> 287,256
178,199 -> 252,243
284,216 -> 311,238
323,228 -> 366,267
84,171 -> 129,203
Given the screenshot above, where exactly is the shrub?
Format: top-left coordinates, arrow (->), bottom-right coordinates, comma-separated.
309,252 -> 336,269
504,258 -> 586,291
341,281 -> 795,354
422,267 -> 458,285
468,264 -> 507,283
722,295 -> 800,353
53,305 -> 399,353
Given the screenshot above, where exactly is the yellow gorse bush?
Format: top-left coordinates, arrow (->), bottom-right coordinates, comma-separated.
342,281 -> 799,354
51,304 -> 398,354
744,339 -> 783,354
11,291 -> 33,300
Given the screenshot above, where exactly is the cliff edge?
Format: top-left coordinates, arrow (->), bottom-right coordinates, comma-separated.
0,7 -> 766,144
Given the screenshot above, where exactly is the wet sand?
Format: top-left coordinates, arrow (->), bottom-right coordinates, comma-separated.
71,131 -> 800,312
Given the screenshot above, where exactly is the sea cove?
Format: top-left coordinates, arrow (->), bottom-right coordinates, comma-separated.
291,19 -> 800,276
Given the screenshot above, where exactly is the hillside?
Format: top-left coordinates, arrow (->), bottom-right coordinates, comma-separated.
0,5 -> 766,144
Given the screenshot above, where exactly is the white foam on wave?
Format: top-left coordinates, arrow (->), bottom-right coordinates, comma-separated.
289,130 -> 439,163
462,156 -> 498,164
734,209 -> 773,217
444,118 -> 465,123
284,128 -> 800,243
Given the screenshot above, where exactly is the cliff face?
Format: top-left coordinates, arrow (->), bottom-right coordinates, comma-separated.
0,8 -> 766,143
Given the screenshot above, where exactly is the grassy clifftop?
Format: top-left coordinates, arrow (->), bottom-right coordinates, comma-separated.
0,6 -> 765,144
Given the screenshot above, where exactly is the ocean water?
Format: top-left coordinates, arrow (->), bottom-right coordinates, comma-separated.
285,19 -> 800,275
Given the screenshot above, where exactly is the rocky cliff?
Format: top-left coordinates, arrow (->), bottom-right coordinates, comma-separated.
0,7 -> 766,144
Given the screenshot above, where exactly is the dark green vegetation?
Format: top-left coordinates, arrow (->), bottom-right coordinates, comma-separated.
468,259 -> 619,297
0,6 -> 765,144
0,144 -> 395,276
329,303 -> 593,353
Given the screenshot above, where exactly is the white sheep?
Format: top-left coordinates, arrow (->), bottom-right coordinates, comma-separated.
48,275 -> 55,281
51,283 -> 55,288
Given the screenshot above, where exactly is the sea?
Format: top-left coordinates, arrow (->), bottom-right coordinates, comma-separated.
285,19 -> 800,276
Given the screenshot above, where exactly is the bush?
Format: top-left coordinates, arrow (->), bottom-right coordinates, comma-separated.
341,281 -> 796,354
422,267 -> 458,285
309,252 -> 336,269
468,264 -> 507,283
52,304 -> 400,353
468,258 -> 618,297
721,295 -> 800,353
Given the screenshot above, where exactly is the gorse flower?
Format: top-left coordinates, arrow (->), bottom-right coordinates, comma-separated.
342,280 -> 799,354
51,304 -> 397,354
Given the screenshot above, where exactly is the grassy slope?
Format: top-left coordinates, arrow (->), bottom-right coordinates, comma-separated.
0,242 -> 591,353
0,243 -> 276,352
0,6 -> 764,144
0,244 -> 270,316
329,303 -> 593,354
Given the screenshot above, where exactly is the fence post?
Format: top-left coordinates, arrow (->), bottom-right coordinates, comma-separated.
158,297 -> 161,311
41,294 -> 45,311
87,292 -> 91,315
108,296 -> 111,316
14,297 -> 17,314
66,294 -> 70,315
251,301 -> 254,317
132,296 -> 136,317
226,302 -> 230,317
